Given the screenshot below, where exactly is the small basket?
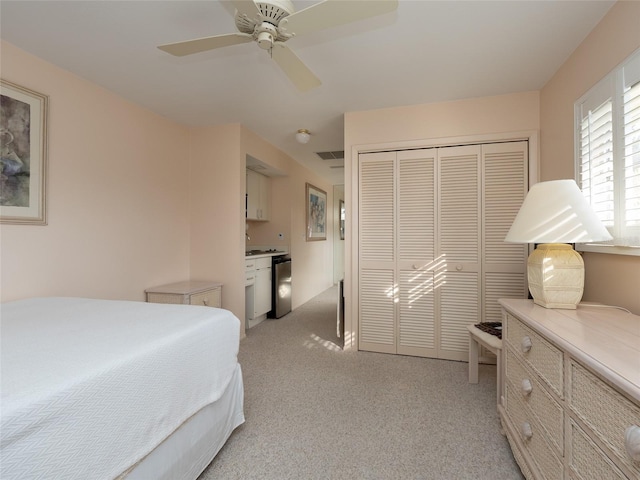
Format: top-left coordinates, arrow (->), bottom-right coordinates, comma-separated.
474,322 -> 502,339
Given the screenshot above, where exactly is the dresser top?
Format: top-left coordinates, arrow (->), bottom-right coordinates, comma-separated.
499,298 -> 640,402
145,281 -> 222,295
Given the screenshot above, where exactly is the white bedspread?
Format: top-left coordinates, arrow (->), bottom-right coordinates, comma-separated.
0,297 -> 241,480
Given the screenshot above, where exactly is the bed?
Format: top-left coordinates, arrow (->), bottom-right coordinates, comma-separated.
0,297 -> 245,480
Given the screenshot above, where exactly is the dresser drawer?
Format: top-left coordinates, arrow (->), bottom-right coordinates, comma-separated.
190,288 -> 221,308
504,382 -> 564,480
506,347 -> 564,455
506,313 -> 564,398
568,419 -> 627,480
569,359 -> 640,477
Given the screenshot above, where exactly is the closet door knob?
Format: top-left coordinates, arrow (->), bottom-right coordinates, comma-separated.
413,264 -> 419,270
521,336 -> 532,353
521,379 -> 533,397
625,425 -> 640,460
455,264 -> 463,271
521,422 -> 533,441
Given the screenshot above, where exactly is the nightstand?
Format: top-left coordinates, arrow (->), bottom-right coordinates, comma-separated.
145,281 -> 222,308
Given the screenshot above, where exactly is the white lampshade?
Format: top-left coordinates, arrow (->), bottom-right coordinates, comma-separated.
295,129 -> 311,144
505,179 -> 612,309
505,179 -> 612,243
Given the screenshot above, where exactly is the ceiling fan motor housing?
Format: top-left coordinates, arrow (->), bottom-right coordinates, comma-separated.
235,0 -> 295,43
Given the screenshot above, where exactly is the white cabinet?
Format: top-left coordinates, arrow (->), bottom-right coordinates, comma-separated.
499,299 -> 640,480
246,169 -> 270,221
358,142 -> 528,360
253,257 -> 272,317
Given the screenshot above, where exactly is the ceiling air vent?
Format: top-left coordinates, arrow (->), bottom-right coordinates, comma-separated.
315,151 -> 344,160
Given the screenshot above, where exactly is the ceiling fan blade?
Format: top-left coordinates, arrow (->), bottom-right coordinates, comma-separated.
231,0 -> 261,21
158,33 -> 253,57
280,0 -> 398,37
271,43 -> 321,92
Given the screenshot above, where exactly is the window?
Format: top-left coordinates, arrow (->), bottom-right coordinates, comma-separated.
575,48 -> 640,255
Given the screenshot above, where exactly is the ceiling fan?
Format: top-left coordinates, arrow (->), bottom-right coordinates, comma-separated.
158,0 -> 398,92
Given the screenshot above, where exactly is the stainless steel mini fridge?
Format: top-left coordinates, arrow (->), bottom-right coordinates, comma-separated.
269,255 -> 291,318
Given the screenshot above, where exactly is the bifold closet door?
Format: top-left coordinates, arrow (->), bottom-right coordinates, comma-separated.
438,145 -> 481,361
359,152 -> 396,354
397,149 -> 436,357
358,141 -> 528,359
358,149 -> 436,356
482,142 -> 528,323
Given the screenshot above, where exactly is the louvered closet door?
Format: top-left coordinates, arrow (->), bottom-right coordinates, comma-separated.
482,142 -> 528,323
438,145 -> 481,361
397,149 -> 437,357
359,152 -> 396,354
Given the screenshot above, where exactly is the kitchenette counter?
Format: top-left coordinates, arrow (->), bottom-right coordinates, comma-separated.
245,250 -> 287,259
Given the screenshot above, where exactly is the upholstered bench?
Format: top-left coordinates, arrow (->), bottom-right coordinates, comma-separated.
467,324 -> 503,409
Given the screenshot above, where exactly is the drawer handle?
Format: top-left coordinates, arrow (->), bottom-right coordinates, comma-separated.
521,379 -> 533,397
203,299 -> 209,306
521,336 -> 532,353
521,422 -> 533,441
625,425 -> 640,461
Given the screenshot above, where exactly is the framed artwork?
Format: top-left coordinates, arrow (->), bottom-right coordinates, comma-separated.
339,199 -> 345,240
1,79 -> 48,225
306,182 -> 327,241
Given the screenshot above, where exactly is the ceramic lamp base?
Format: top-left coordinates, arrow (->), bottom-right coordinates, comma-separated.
527,243 -> 584,309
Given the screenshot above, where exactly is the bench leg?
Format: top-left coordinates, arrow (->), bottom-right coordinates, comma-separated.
468,333 -> 479,384
496,348 -> 503,408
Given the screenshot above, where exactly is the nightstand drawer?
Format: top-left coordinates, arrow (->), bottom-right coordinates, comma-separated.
506,313 -> 563,398
190,288 -> 221,308
569,359 -> 640,477
506,347 -> 564,455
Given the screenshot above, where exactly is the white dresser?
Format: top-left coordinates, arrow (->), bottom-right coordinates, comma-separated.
498,299 -> 640,480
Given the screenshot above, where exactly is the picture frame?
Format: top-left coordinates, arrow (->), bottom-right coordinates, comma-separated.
1,79 -> 49,225
306,182 -> 327,241
339,199 -> 345,240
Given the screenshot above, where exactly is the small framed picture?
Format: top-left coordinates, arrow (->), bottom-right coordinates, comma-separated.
1,79 -> 49,225
306,182 -> 327,241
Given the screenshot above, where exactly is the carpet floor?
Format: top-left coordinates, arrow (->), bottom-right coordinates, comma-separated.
198,286 -> 524,480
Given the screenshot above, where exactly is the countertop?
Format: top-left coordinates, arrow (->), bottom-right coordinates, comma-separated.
245,250 -> 287,260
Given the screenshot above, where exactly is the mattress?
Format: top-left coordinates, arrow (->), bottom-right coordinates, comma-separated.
0,297 -> 244,480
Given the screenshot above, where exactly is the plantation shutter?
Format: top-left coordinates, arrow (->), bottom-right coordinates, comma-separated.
576,49 -> 640,250
622,63 -> 640,244
579,89 -> 614,227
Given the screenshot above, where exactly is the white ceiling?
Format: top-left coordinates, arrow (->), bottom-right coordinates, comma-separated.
0,0 -> 614,185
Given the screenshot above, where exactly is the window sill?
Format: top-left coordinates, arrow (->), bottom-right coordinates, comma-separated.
576,243 -> 640,257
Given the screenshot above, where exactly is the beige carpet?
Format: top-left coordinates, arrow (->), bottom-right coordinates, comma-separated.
198,286 -> 524,480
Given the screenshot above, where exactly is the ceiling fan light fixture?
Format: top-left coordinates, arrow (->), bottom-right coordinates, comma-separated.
296,129 -> 311,144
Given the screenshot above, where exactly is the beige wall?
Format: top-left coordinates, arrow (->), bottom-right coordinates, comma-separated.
1,41 -> 334,322
540,1 -> 640,313
0,41 -> 191,302
189,124 -> 245,324
344,91 -> 541,349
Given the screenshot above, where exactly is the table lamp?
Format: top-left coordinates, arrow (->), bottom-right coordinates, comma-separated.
505,179 -> 612,309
